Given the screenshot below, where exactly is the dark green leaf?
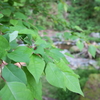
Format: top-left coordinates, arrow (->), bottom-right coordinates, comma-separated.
23,68 -> 42,100
2,64 -> 27,84
2,9 -> 11,16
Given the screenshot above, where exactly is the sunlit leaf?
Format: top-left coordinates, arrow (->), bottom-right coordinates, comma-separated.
10,19 -> 18,26
76,41 -> 84,51
9,31 -> 18,42
0,14 -> 3,18
63,72 -> 84,96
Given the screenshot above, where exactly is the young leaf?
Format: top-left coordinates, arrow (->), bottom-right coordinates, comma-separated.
76,41 -> 84,51
23,68 -> 42,100
88,45 -> 96,57
7,46 -> 33,63
2,64 -> 27,84
63,72 -> 84,96
27,55 -> 45,83
0,82 -> 33,100
46,62 -> 65,89
74,26 -> 83,31
9,31 -> 18,42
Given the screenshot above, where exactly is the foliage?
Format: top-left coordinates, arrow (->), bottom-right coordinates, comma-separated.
68,0 -> 100,32
0,0 -> 83,100
54,68 -> 100,100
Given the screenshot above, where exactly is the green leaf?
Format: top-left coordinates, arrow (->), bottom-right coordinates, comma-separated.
27,55 -> 45,83
10,40 -> 18,49
46,49 -> 64,61
64,2 -> 67,12
7,46 -> 33,63
19,28 -> 36,35
46,62 -> 65,89
10,26 -> 26,32
88,45 -> 96,57
2,64 -> 27,84
63,72 -> 84,96
0,48 -> 6,59
76,41 -> 84,51
33,45 -> 45,56
46,49 -> 69,64
58,2 -> 64,13
9,31 -> 18,42
63,32 -> 71,40
23,68 -> 42,100
0,82 -> 33,100
10,19 -> 18,26
0,14 -> 3,18
35,39 -> 47,45
0,35 -> 10,50
2,9 -> 11,16
14,12 -> 27,20
55,59 -> 79,78
65,52 -> 74,57
23,21 -> 31,28
74,26 -> 83,31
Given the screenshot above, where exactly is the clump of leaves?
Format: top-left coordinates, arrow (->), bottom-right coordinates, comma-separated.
0,0 -> 83,100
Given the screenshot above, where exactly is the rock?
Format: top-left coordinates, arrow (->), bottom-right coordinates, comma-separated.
54,41 -> 73,50
70,46 -> 80,53
80,74 -> 100,100
60,50 -> 97,69
90,32 -> 100,38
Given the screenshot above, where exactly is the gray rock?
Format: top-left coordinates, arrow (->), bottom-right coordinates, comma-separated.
90,32 -> 100,38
